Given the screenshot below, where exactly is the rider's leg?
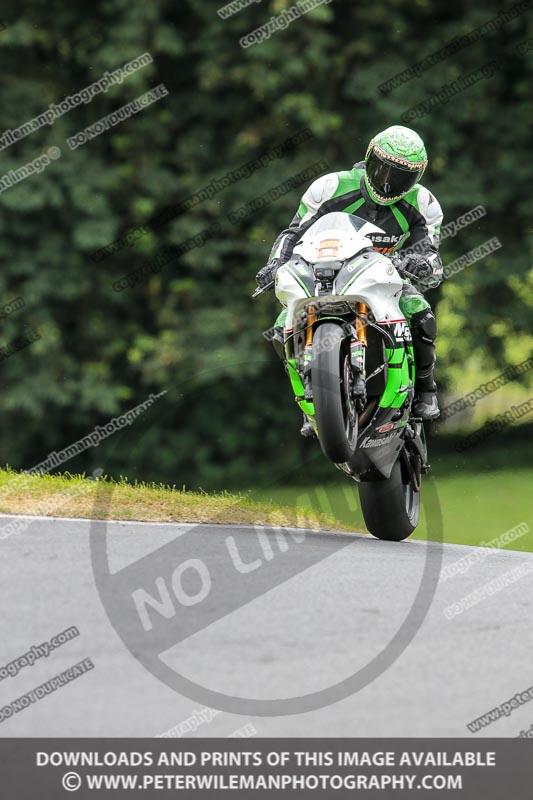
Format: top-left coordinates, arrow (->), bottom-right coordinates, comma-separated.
399,283 -> 440,420
270,308 -> 315,438
270,308 -> 286,361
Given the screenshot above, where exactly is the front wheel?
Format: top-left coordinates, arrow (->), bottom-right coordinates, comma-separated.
312,323 -> 358,464
358,458 -> 420,541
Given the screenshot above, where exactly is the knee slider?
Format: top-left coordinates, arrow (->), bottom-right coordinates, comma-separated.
399,291 -> 429,320
410,309 -> 437,344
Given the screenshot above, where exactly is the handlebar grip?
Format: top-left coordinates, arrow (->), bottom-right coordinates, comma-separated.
252,280 -> 274,298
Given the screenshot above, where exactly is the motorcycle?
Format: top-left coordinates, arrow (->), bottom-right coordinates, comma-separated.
254,212 -> 430,541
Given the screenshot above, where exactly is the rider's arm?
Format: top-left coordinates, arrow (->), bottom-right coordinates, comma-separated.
399,187 -> 444,289
266,173 -> 340,265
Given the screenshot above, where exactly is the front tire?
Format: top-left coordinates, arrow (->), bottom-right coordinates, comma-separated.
358,458 -> 420,541
312,323 -> 358,464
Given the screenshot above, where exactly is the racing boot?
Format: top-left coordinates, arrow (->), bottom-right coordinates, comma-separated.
300,415 -> 316,438
413,389 -> 440,420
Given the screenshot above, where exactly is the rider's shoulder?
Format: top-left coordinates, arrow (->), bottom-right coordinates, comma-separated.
402,184 -> 442,215
402,183 -> 424,207
302,172 -> 340,205
302,166 -> 362,208
338,164 -> 365,183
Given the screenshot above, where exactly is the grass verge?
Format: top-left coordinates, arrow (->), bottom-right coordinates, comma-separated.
0,468 -> 352,532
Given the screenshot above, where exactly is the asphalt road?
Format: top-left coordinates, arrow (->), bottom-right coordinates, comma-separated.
0,514 -> 532,737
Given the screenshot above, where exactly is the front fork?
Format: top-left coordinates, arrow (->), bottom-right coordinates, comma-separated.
297,302 -> 368,409
350,302 -> 368,410
302,305 -> 316,401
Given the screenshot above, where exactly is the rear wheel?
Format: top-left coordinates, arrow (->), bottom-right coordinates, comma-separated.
358,458 -> 420,541
312,323 -> 358,463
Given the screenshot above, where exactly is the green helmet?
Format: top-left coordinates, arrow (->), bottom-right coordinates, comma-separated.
364,125 -> 428,206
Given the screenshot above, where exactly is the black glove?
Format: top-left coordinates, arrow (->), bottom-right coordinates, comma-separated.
255,259 -> 279,290
394,252 -> 432,281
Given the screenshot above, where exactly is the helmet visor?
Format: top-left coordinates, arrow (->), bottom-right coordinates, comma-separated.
366,148 -> 424,201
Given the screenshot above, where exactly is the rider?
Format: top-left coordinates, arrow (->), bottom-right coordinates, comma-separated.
256,125 -> 443,432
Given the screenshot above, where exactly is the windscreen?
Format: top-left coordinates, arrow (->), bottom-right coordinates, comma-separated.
295,212 -> 383,262
300,212 -> 368,240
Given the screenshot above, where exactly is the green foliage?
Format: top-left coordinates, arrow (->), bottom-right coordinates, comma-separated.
0,0 -> 531,488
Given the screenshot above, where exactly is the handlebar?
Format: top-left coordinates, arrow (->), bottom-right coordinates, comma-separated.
253,262 -> 428,297
252,281 -> 274,298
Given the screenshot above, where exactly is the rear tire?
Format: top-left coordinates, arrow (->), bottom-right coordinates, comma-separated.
358,458 -> 420,541
312,323 -> 358,464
